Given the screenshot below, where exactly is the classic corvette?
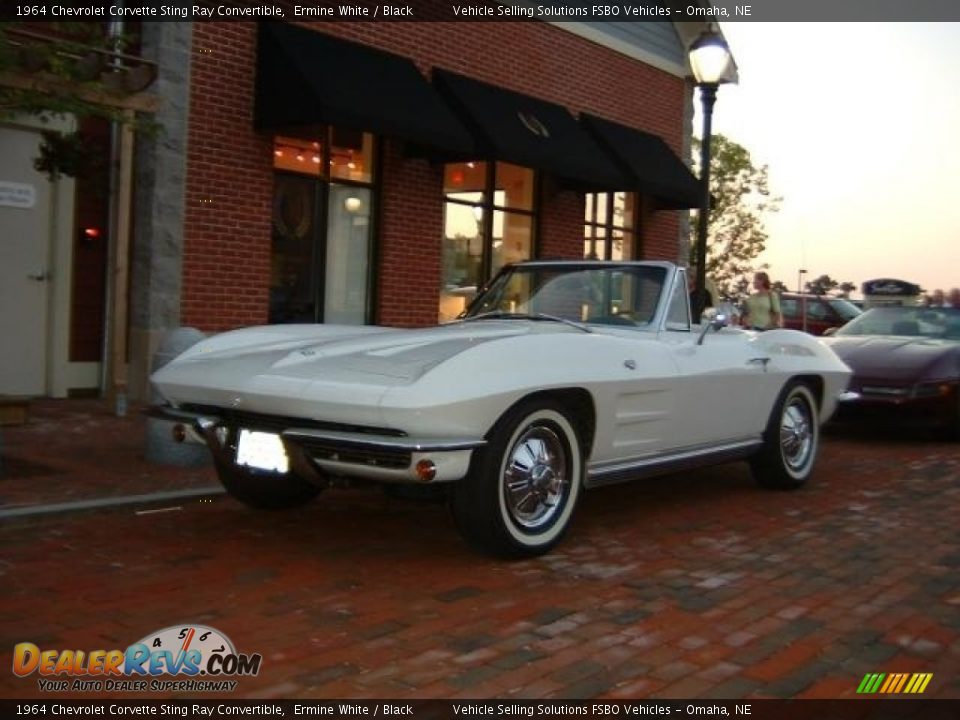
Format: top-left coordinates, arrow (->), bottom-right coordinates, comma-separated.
823,304 -> 960,437
151,261 -> 851,557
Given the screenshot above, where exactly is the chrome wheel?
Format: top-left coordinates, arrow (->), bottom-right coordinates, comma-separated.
780,397 -> 813,472
453,401 -> 583,557
503,424 -> 569,530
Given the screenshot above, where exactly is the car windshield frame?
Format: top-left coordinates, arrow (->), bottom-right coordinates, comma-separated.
461,263 -> 671,330
835,305 -> 960,340
827,297 -> 862,322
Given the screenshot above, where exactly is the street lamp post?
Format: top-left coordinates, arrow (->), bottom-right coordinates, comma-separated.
797,268 -> 808,333
689,29 -> 733,321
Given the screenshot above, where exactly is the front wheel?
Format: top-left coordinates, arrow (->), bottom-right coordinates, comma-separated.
216,463 -> 323,509
451,400 -> 584,558
750,382 -> 819,490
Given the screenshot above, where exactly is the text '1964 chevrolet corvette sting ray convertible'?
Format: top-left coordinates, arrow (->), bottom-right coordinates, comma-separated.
151,261 -> 851,558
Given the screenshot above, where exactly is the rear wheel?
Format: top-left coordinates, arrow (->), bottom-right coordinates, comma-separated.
750,382 -> 819,490
451,399 -> 583,558
216,463 -> 323,509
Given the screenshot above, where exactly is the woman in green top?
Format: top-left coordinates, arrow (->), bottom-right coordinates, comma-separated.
742,271 -> 782,331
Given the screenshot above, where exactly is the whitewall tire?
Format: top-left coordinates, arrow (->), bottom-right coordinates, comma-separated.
750,382 -> 819,490
451,399 -> 583,558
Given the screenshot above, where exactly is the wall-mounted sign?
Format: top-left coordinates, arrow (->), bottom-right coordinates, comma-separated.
0,181 -> 36,209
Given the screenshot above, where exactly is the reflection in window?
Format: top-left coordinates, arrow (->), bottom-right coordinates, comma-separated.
440,162 -> 536,321
270,174 -> 317,323
584,191 -> 638,261
468,265 -> 667,327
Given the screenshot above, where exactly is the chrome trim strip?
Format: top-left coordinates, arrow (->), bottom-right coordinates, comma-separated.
147,405 -> 221,425
281,428 -> 486,453
836,391 -> 862,403
586,438 -> 763,488
149,406 -> 486,454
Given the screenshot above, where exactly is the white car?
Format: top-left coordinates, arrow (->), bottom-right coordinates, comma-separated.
151,261 -> 851,558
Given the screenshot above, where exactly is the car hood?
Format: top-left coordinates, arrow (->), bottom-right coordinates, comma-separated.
153,321 -> 547,392
822,335 -> 957,381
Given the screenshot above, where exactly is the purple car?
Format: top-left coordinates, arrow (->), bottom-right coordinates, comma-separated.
823,305 -> 960,437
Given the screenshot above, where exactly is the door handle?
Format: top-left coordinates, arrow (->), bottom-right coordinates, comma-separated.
27,270 -> 51,282
747,357 -> 770,370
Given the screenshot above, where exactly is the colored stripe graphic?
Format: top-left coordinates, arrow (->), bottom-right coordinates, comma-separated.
910,673 -> 933,693
879,674 -> 895,693
858,672 -> 932,694
857,673 -> 885,693
892,673 -> 909,693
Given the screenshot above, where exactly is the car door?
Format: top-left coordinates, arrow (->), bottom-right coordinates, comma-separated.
659,273 -> 775,447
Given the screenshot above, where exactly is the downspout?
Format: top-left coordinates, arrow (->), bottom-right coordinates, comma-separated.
101,14 -> 126,415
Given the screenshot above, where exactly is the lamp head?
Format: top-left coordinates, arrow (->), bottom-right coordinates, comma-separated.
689,29 -> 733,86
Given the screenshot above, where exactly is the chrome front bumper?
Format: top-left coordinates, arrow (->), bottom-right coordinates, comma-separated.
836,391 -> 862,403
148,405 -> 485,484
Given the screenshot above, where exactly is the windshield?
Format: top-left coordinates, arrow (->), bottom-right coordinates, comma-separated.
835,306 -> 960,340
828,298 -> 862,321
464,264 -> 668,328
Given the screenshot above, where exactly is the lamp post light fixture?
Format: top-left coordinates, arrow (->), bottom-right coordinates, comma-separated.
689,28 -> 733,320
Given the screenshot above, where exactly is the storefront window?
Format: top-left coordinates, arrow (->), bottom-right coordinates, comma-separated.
270,131 -> 376,325
584,191 -> 638,261
440,162 -> 536,321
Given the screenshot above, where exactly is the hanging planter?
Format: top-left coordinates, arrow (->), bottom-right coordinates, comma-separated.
33,130 -> 96,181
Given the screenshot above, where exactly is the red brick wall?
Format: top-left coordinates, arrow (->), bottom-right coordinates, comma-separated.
376,142 -> 446,327
184,21 -> 687,330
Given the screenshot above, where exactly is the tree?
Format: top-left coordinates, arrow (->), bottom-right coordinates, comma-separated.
803,275 -> 860,297
771,280 -> 789,294
690,135 -> 781,302
837,281 -> 857,298
805,274 -> 839,296
0,22 -> 154,179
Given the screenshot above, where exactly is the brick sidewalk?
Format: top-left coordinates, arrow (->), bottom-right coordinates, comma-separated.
0,416 -> 958,700
0,399 -> 216,510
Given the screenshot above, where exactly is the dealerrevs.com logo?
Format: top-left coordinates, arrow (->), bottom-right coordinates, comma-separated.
13,625 -> 262,692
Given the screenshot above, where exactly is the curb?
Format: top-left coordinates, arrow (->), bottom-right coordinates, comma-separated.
0,486 -> 226,521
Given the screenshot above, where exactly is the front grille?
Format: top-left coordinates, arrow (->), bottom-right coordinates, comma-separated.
179,404 -> 406,438
298,440 -> 411,470
859,385 -> 910,398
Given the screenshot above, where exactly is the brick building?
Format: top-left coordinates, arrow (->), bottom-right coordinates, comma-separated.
1,18 -> 732,400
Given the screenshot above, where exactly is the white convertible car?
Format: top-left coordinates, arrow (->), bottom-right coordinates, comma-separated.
152,261 -> 850,558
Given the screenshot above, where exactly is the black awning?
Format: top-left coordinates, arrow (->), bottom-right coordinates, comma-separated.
432,70 -> 627,191
254,23 -> 472,155
581,114 -> 701,209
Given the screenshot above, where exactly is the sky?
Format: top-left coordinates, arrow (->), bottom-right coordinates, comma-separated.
698,22 -> 960,296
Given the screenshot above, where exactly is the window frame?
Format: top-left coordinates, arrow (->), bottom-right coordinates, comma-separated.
664,269 -> 692,332
270,128 -> 381,325
584,191 -> 641,261
442,161 -> 540,296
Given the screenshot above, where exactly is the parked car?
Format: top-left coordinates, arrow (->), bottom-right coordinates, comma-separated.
823,305 -> 960,437
780,293 -> 862,336
151,261 -> 851,558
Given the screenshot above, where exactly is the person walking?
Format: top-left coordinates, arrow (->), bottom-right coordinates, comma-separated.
742,271 -> 782,331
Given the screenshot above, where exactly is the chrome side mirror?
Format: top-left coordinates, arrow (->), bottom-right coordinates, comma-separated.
697,304 -> 733,345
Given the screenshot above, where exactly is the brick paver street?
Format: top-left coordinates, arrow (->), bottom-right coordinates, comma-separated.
1,402 -> 958,700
